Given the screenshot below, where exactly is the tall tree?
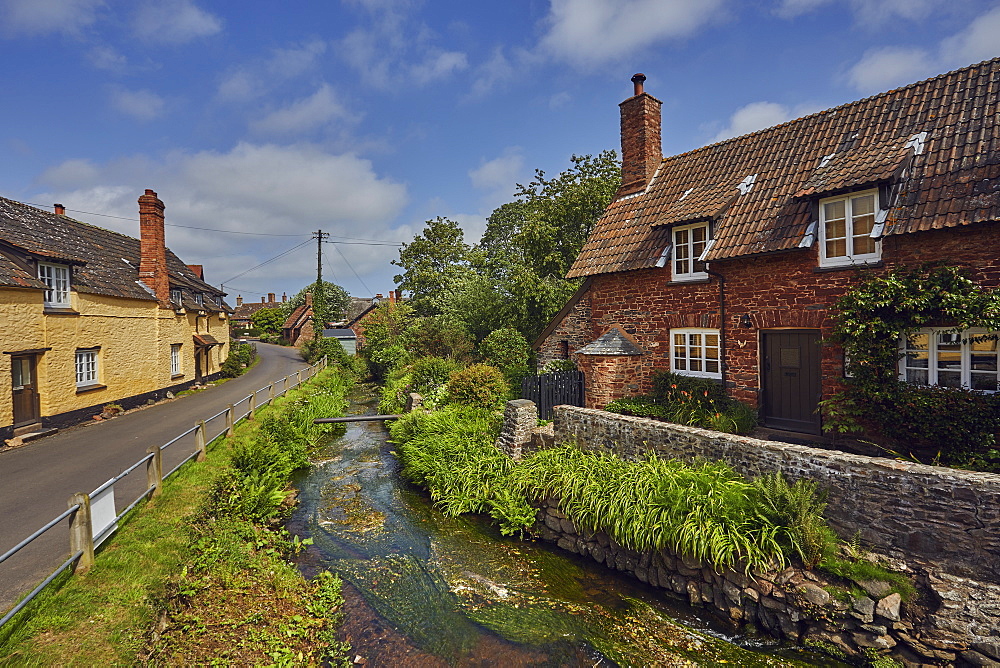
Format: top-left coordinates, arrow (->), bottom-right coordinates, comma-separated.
284,281 -> 351,324
392,217 -> 472,316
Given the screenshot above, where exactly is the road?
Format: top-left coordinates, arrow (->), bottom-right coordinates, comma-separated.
0,342 -> 308,613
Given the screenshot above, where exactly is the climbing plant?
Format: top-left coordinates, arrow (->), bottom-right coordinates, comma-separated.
822,264 -> 1000,467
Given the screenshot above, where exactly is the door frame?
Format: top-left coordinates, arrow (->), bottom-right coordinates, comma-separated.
11,353 -> 42,428
760,329 -> 823,434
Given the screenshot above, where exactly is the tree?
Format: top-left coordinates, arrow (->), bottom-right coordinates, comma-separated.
250,307 -> 285,337
392,217 -> 472,316
283,281 -> 351,323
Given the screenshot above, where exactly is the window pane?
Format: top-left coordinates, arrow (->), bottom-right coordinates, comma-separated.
826,239 -> 847,257
824,200 -> 845,221
825,219 -> 846,239
851,194 -> 875,216
690,333 -> 701,347
675,359 -> 687,370
705,360 -> 719,373
690,359 -> 702,371
938,370 -> 962,387
971,372 -> 998,391
905,350 -> 929,368
906,368 -> 928,385
906,333 -> 929,350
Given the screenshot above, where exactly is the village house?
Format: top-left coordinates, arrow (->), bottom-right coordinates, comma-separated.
0,189 -> 230,441
538,59 -> 1000,434
230,292 -> 287,338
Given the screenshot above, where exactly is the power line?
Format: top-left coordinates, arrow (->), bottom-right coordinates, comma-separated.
333,243 -> 373,297
221,239 -> 312,285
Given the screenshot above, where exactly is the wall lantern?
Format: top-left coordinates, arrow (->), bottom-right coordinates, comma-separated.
739,314 -> 753,329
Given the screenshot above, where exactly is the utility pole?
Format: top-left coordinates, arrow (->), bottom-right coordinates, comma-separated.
312,230 -> 330,339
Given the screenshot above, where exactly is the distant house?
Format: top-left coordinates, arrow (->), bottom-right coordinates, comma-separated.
322,328 -> 358,355
231,292 -> 287,337
282,294 -> 313,346
0,190 -> 230,441
539,60 -> 1000,434
348,290 -> 402,349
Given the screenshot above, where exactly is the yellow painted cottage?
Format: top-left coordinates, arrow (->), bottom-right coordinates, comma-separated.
0,189 -> 230,441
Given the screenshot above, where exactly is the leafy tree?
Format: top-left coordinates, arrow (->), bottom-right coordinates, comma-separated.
392,217 -> 472,316
283,281 -> 351,323
358,300 -> 414,380
405,316 -> 474,362
250,307 -> 285,337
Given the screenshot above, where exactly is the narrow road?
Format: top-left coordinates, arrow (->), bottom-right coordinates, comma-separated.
0,343 -> 308,613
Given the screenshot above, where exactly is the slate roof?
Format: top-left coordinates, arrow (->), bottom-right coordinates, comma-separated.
232,299 -> 283,321
568,58 -> 1000,278
575,328 -> 643,356
0,196 -> 229,311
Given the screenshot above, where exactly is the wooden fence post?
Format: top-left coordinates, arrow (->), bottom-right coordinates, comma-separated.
67,493 -> 94,574
249,391 -> 256,420
146,446 -> 163,498
195,420 -> 207,462
226,404 -> 235,437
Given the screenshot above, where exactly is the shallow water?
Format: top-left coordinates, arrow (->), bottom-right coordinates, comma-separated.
287,386 -> 843,667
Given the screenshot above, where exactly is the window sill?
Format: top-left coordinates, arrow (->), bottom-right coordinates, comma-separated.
668,277 -> 712,285
814,261 -> 883,273
43,306 -> 80,315
76,383 -> 106,394
171,373 -> 184,380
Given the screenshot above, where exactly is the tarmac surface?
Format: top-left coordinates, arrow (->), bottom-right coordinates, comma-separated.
0,342 -> 308,614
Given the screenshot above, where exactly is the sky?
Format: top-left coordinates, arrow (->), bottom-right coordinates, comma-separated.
1,0 -> 998,303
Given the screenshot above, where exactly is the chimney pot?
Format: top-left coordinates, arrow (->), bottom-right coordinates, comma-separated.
631,73 -> 646,96
54,203 -> 65,215
261,296 -> 266,303
376,293 -> 383,299
236,295 -> 243,306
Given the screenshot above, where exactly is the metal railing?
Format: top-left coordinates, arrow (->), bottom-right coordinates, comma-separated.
0,356 -> 327,628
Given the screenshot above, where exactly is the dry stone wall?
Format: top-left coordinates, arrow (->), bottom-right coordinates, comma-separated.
553,405 -> 1000,584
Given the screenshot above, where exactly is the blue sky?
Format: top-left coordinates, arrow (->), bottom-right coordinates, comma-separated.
1,0 -> 998,303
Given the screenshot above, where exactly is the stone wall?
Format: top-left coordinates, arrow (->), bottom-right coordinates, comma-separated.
535,499 -> 1000,667
534,290 -> 591,370
553,405 -> 1000,584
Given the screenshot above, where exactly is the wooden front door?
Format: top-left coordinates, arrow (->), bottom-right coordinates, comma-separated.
11,355 -> 41,427
762,331 -> 822,434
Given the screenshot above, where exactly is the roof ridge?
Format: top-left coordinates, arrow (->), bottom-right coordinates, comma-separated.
664,56 -> 1000,163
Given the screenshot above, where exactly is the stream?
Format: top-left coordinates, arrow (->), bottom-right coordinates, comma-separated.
288,386 -> 843,667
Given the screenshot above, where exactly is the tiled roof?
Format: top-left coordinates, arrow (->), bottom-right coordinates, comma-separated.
0,196 -> 229,309
233,300 -> 283,320
568,58 -> 1000,278
282,304 -> 311,330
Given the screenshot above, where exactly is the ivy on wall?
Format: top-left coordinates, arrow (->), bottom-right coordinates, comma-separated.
822,264 -> 1000,468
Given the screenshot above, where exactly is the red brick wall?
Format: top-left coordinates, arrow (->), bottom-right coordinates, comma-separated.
580,222 -> 1000,412
536,292 -> 592,369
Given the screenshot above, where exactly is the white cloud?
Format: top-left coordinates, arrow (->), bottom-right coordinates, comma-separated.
711,101 -> 818,142
250,84 -> 356,136
469,148 -> 525,193
132,0 -> 221,44
88,45 -> 127,70
775,0 -> 943,23
940,5 -> 1000,65
844,6 -> 1000,94
35,143 -> 409,293
110,87 -> 167,121
217,40 -> 328,102
0,0 -> 104,36
337,2 -> 469,88
539,0 -> 724,69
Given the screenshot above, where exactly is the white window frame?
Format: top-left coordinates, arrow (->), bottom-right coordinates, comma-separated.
170,344 -> 181,376
194,293 -> 203,306
171,288 -> 182,305
75,349 -> 99,388
671,222 -> 710,281
670,328 -> 722,379
818,189 -> 881,267
39,262 -> 71,307
899,328 -> 999,392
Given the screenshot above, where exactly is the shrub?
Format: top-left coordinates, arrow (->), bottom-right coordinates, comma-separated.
410,356 -> 462,395
539,359 -> 577,374
480,327 -> 532,389
300,337 -> 349,365
605,392 -> 757,435
651,370 -> 726,405
406,316 -> 474,362
220,342 -> 257,378
446,363 -> 509,408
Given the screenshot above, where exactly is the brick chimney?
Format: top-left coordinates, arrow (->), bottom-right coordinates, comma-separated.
261,296 -> 266,303
618,73 -> 662,197
305,292 -> 313,306
53,203 -> 65,215
388,290 -> 397,303
236,295 -> 243,306
282,292 -> 287,303
268,292 -> 275,303
138,189 -> 171,306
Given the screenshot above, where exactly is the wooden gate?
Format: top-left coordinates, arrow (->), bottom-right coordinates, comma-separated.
521,370 -> 585,420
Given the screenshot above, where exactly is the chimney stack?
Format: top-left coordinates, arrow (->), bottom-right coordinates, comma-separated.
261,296 -> 266,304
618,73 -> 662,197
236,295 -> 243,306
138,189 -> 171,306
388,290 -> 397,303
54,203 -> 65,215
268,292 -> 275,303
282,292 -> 287,303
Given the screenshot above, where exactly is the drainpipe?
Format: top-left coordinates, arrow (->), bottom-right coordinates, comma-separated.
706,269 -> 727,390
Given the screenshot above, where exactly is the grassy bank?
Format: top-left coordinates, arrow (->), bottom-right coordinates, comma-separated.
0,366 -> 354,666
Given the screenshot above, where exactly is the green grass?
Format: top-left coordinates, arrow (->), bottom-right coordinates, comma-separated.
0,366 -> 353,666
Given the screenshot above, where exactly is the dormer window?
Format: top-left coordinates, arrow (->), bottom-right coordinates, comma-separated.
819,190 -> 880,267
194,293 -> 203,306
171,288 -> 182,305
672,222 -> 710,281
39,262 -> 70,307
